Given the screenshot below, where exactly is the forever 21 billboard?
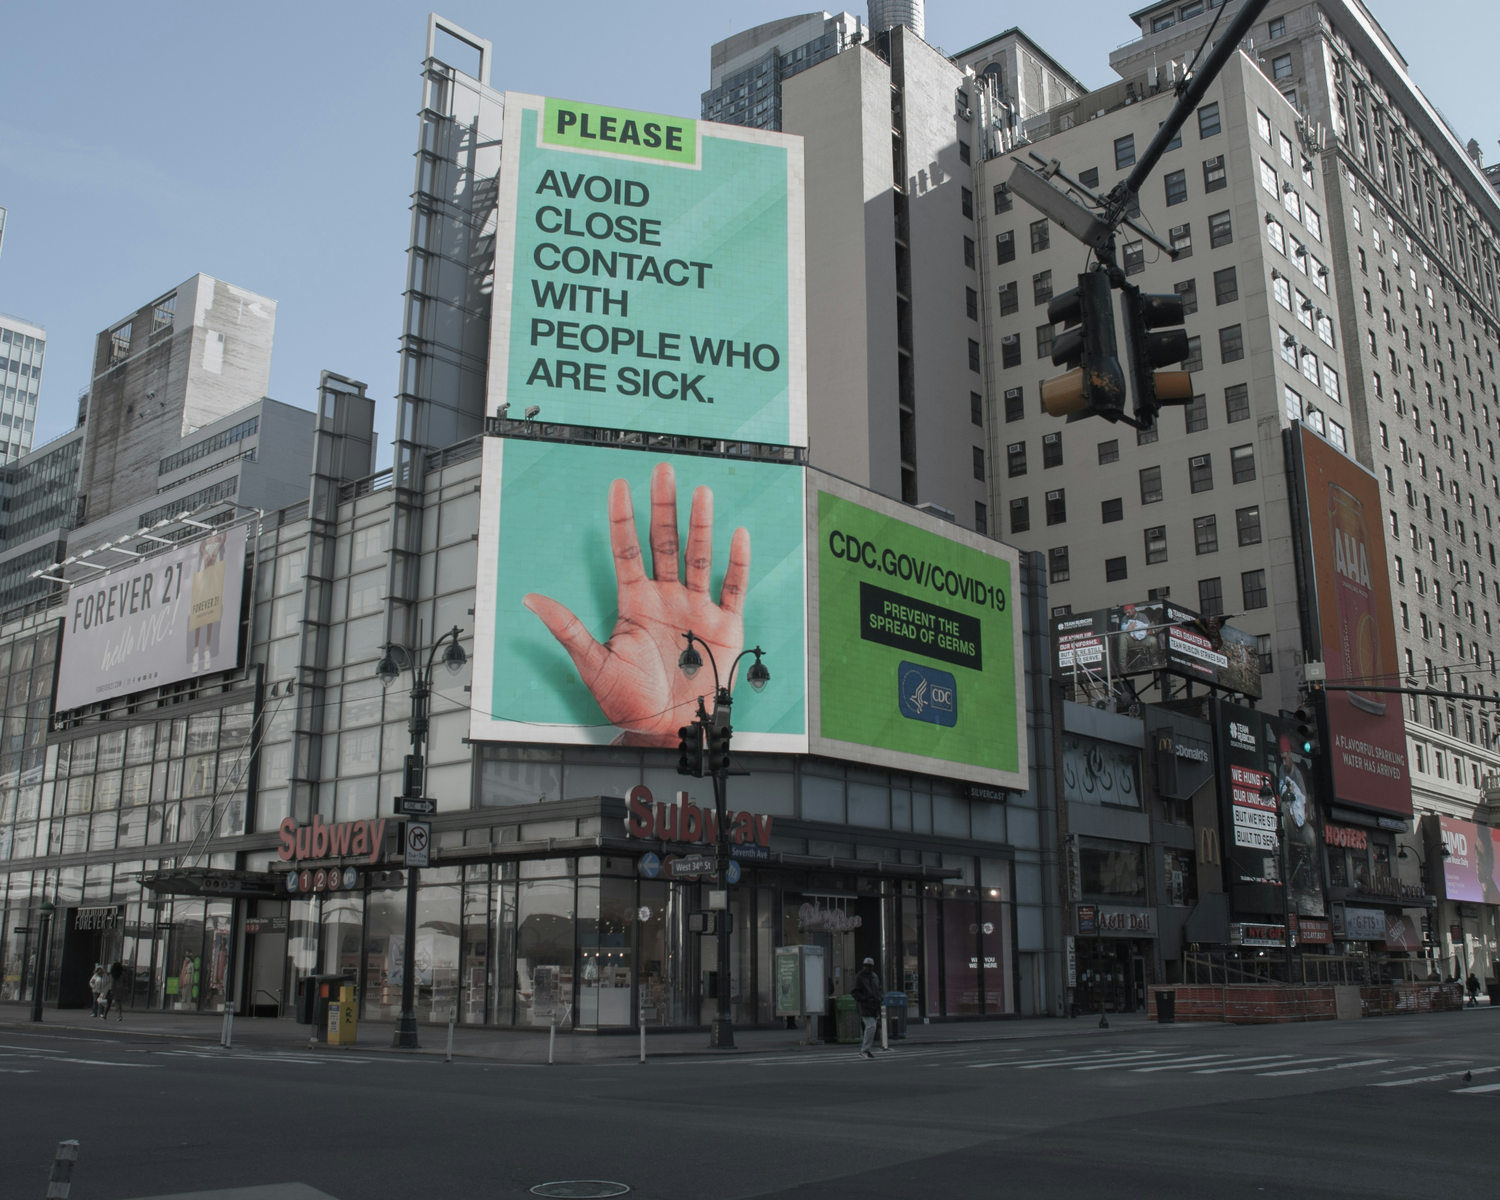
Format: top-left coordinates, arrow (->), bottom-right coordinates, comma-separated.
56,527 -> 247,710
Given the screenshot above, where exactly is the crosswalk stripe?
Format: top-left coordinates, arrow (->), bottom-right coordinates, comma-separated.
1259,1058 -> 1392,1077
1196,1056 -> 1334,1074
1000,1051 -> 1163,1070
1372,1065 -> 1500,1088
1129,1054 -> 1249,1072
1453,1082 -> 1500,1094
1072,1053 -> 1178,1071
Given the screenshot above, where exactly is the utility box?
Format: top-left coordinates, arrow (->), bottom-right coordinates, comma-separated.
773,945 -> 826,1018
326,986 -> 358,1045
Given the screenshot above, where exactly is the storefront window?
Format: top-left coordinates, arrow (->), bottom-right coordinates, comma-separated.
577,876 -> 634,1027
1078,837 -> 1148,901
1163,849 -> 1198,907
515,874 -> 575,1028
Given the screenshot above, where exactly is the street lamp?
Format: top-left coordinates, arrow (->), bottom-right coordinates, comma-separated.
30,899 -> 55,1023
1260,780 -> 1296,985
676,631 -> 768,1050
377,625 -> 467,1049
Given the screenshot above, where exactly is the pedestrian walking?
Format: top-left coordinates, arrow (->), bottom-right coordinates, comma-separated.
88,964 -> 108,1018
104,961 -> 128,1021
1466,972 -> 1481,1008
852,957 -> 883,1059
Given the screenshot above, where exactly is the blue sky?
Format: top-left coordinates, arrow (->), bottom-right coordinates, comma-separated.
0,1 -> 1492,467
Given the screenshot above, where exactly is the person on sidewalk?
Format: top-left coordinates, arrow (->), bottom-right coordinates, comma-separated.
852,957 -> 883,1059
104,961 -> 127,1021
1466,972 -> 1481,1008
89,964 -> 108,1018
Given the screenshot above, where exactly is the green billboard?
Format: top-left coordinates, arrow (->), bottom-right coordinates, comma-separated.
812,479 -> 1027,788
490,94 -> 806,446
471,438 -> 806,751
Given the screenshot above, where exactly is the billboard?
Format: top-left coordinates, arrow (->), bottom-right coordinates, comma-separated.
1214,701 -> 1325,918
1437,815 -> 1500,903
1293,424 -> 1411,818
57,527 -> 247,710
489,94 -> 806,446
471,439 -> 806,750
809,476 -> 1027,789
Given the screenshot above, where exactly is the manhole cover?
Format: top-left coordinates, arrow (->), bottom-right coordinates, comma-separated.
530,1184 -> 630,1199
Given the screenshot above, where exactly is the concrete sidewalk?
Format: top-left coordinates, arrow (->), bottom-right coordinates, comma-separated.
0,1004 -> 1151,1063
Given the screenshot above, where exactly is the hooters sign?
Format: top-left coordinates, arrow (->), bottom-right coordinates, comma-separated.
624,784 -> 773,847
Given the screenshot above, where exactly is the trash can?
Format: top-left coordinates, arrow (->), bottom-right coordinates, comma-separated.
883,991 -> 909,1039
835,993 -> 862,1044
1155,990 -> 1176,1024
1488,981 -> 1500,1007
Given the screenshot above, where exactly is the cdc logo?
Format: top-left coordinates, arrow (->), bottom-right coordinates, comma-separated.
898,661 -> 958,727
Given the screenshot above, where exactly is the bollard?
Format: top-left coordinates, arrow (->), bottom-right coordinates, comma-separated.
639,1020 -> 646,1064
446,1008 -> 455,1063
548,1013 -> 557,1066
220,1001 -> 235,1049
47,1140 -> 78,1199
880,1005 -> 889,1052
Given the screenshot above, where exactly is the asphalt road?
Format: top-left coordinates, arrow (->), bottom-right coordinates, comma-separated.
2,1011 -> 1497,1200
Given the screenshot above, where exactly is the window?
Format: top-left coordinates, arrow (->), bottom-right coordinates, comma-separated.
1078,167 -> 1100,188
1198,576 -> 1224,616
1197,102 -> 1221,138
1242,568 -> 1269,609
1106,556 -> 1128,582
973,446 -> 986,481
1030,219 -> 1050,253
999,281 -> 1019,314
1214,266 -> 1239,305
969,339 -> 982,372
1321,363 -> 1340,402
1138,425 -> 1158,447
971,391 -> 983,426
964,236 -> 976,268
1284,385 -> 1302,422
958,139 -> 971,164
1098,439 -> 1120,465
1190,454 -> 1214,493
1219,325 -> 1244,363
1001,333 -> 1020,368
1209,210 -> 1233,248
1268,15 -> 1286,38
1183,336 -> 1203,372
1256,109 -> 1272,142
997,230 -> 1016,263
1033,270 -> 1053,306
1271,53 -> 1293,81
1231,504 -> 1261,547
1043,432 -> 1063,468
1152,12 -> 1175,31
1170,223 -> 1193,259
108,322 -> 132,366
1046,489 -> 1067,525
966,287 -> 978,320
1267,218 -> 1285,254
1185,395 -> 1208,433
1004,386 -> 1024,422
1278,132 -> 1295,167
974,502 -> 987,535
1115,134 -> 1136,170
993,183 -> 1012,213
1164,169 -> 1188,206
1035,325 -> 1053,360
1260,158 -> 1279,197
1123,240 -> 1145,275
961,186 -> 974,219
1231,443 -> 1256,483
1203,155 -> 1226,192
1304,205 -> 1321,242
1257,633 -> 1274,675
1193,515 -> 1218,555
1160,121 -> 1182,152
1049,546 -> 1070,582
1226,383 -> 1250,423
1008,441 -> 1027,476
1140,465 -> 1163,504
1176,279 -> 1198,314
1102,497 -> 1124,524
1010,497 -> 1030,533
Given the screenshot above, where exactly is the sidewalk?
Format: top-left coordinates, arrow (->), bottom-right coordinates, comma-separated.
0,1006 -> 1151,1064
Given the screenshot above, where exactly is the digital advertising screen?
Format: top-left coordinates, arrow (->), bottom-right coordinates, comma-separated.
56,526 -> 247,710
809,477 -> 1027,789
1293,424 -> 1411,819
489,94 -> 806,446
470,438 -> 807,750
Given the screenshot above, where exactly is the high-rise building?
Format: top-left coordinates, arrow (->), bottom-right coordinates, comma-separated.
700,11 -> 866,131
981,0 -> 1500,979
0,312 -> 44,462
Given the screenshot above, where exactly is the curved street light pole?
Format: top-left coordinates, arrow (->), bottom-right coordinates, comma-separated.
378,625 -> 467,1050
678,632 -> 769,1051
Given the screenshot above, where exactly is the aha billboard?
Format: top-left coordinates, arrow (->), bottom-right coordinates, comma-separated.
489,94 -> 806,446
810,476 -> 1027,788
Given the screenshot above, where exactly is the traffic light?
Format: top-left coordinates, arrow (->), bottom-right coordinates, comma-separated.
677,724 -> 704,777
1293,698 -> 1321,757
707,722 -> 734,776
1041,268 -> 1126,421
1121,284 -> 1193,427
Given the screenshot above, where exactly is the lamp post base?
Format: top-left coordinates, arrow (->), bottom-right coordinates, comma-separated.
392,1013 -> 420,1049
709,1017 -> 736,1050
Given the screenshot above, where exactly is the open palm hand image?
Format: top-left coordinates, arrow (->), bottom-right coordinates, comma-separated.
524,461 -> 750,746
